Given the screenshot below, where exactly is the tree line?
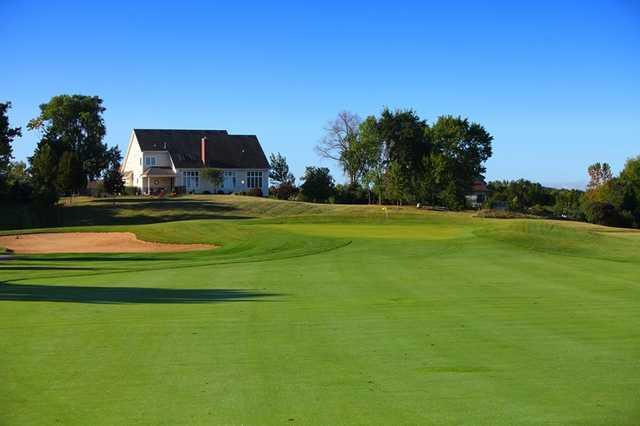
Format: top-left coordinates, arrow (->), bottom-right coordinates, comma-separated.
0,96 -> 124,209
270,108 -> 494,209
469,160 -> 639,228
3,98 -> 638,229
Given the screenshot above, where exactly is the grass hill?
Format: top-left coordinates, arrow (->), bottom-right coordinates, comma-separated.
1,196 -> 639,424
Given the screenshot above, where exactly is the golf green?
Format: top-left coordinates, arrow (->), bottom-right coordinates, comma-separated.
1,197 -> 639,425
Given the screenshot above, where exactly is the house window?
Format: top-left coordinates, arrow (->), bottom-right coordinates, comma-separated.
184,171 -> 199,189
145,156 -> 157,167
224,171 -> 235,189
247,171 -> 263,189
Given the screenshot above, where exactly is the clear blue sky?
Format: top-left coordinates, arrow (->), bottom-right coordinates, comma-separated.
2,0 -> 639,188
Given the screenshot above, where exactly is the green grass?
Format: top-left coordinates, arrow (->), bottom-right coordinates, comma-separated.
1,196 -> 639,425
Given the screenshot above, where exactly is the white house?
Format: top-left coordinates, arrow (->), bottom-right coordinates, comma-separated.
121,129 -> 270,195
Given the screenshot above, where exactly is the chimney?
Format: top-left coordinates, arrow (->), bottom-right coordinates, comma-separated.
201,136 -> 207,165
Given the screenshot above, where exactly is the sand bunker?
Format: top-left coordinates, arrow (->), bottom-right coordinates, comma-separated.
0,232 -> 216,254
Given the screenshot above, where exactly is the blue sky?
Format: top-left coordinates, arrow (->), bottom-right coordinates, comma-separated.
2,0 -> 639,188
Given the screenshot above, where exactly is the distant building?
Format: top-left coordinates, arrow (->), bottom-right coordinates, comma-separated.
121,129 -> 269,195
465,180 -> 489,208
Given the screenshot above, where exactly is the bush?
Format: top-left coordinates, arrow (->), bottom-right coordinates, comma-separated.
247,188 -> 262,197
528,204 -> 552,217
300,167 -> 334,203
123,186 -> 139,196
583,201 -> 627,227
270,182 -> 298,200
334,184 -> 368,204
239,188 -> 263,197
475,209 -> 539,219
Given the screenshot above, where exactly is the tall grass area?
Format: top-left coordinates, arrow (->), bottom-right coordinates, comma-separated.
1,196 -> 639,424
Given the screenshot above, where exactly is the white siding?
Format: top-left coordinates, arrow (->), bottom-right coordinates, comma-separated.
142,151 -> 172,168
176,168 -> 269,195
122,132 -> 143,188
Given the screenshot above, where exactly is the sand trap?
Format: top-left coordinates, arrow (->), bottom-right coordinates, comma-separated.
0,232 -> 216,254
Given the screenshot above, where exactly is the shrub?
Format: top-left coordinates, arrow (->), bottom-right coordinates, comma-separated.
334,184 -> 368,204
270,182 -> 298,200
475,209 -> 539,219
246,188 -> 262,197
583,201 -> 627,227
300,167 -> 334,203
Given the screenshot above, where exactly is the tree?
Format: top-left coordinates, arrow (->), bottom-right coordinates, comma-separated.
620,156 -> 640,189
0,101 -> 22,195
269,152 -> 295,185
300,167 -> 335,203
587,162 -> 613,190
201,168 -> 224,190
5,161 -> 32,202
356,116 -> 384,203
103,147 -> 124,195
552,189 -> 583,219
375,108 -> 431,202
56,151 -> 86,195
29,143 -> 59,207
269,152 -> 296,200
430,116 -> 493,208
27,95 -> 109,183
384,161 -> 409,206
315,111 -> 364,184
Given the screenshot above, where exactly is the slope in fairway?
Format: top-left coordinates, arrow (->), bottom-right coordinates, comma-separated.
1,199 -> 639,425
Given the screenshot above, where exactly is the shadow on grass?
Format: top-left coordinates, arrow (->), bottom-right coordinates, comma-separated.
0,266 -> 97,271
0,283 -> 280,304
1,199 -> 253,230
62,200 -> 252,225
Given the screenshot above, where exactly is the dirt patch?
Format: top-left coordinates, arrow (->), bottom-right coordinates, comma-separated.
0,232 -> 216,254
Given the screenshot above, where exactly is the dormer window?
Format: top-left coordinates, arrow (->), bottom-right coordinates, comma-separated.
145,156 -> 157,167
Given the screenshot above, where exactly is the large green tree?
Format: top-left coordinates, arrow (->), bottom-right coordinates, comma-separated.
0,102 -> 22,195
300,167 -> 335,203
376,108 -> 431,202
430,115 -> 493,207
581,157 -> 640,228
29,143 -> 59,207
27,95 -> 109,183
56,151 -> 86,195
358,116 -> 385,203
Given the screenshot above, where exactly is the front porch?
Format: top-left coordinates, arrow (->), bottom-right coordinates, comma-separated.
142,167 -> 177,195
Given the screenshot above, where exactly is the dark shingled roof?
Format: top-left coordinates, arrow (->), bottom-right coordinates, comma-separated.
142,167 -> 176,177
133,129 -> 269,169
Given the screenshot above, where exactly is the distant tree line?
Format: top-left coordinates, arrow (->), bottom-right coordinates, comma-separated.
0,96 -> 124,211
485,180 -> 584,219
483,159 -> 640,228
270,108 -> 494,209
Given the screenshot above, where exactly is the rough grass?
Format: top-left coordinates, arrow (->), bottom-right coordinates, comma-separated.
1,196 -> 639,425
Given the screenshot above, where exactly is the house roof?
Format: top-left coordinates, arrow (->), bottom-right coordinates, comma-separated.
142,167 -> 177,177
471,180 -> 489,192
133,129 -> 269,169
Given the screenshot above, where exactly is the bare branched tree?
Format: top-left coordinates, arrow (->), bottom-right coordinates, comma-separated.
315,111 -> 362,184
587,162 -> 613,190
